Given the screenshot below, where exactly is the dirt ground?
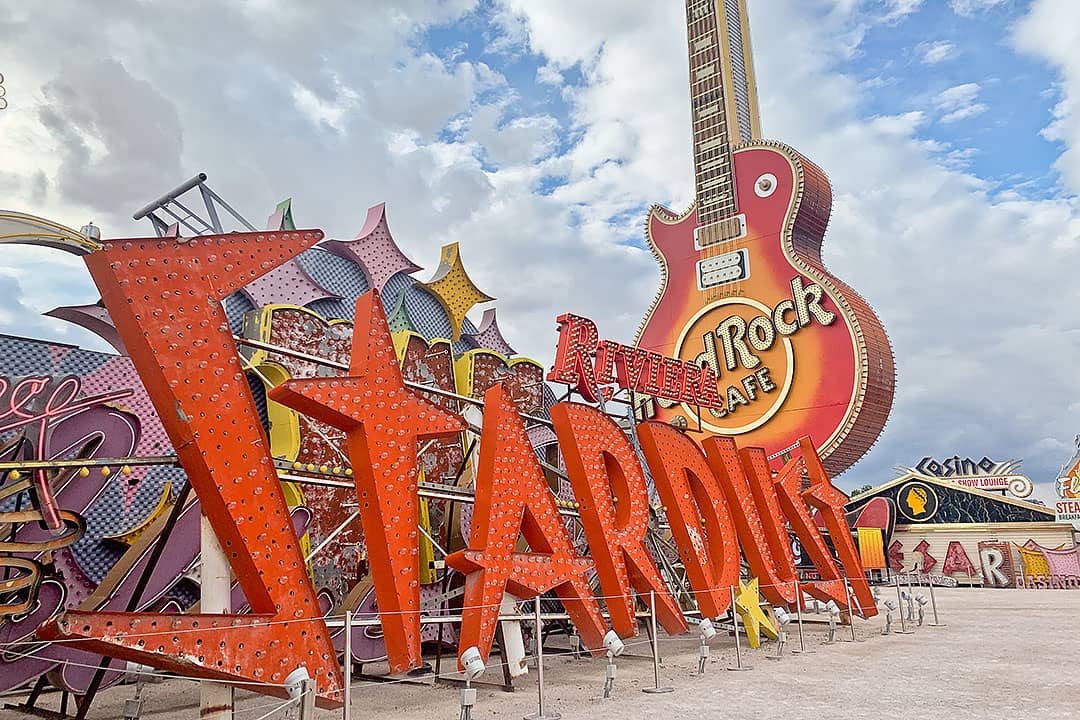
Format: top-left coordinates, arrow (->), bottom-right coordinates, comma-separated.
6,587 -> 1079,720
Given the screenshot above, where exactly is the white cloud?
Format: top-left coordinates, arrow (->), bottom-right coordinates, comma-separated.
919,40 -> 958,64
1014,0 -> 1080,195
950,0 -> 1007,17
934,83 -> 989,122
881,0 -> 925,22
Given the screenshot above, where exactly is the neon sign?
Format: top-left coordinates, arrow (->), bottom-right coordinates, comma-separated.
37,231 -> 873,708
0,376 -> 132,528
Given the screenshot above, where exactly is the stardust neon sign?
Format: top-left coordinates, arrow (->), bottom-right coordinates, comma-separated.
38,231 -> 873,708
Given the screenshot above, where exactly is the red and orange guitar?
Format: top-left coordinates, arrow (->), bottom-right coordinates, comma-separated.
635,0 -> 894,475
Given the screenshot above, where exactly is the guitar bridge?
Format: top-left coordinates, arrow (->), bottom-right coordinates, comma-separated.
697,249 -> 749,289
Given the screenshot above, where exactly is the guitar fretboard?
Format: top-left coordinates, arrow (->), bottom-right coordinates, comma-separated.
684,0 -> 761,242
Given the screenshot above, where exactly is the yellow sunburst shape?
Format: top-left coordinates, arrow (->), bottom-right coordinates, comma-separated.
734,577 -> 778,648
418,243 -> 494,341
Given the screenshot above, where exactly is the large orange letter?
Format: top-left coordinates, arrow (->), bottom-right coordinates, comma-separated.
41,231 -> 343,706
447,385 -> 608,663
636,422 -> 739,618
799,438 -> 877,617
772,455 -> 846,608
702,437 -> 798,606
550,402 -> 686,637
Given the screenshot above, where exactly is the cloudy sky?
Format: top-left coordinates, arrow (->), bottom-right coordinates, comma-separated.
1,0 -> 1079,500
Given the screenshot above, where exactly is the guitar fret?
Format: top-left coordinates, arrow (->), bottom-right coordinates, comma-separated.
686,0 -> 736,216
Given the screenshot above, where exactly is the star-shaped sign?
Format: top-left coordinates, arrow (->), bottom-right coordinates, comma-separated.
418,242 -> 494,341
734,577 -> 777,648
446,383 -> 608,664
268,290 -> 467,673
323,203 -> 422,293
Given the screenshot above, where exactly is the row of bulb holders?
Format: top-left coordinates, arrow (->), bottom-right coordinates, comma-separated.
6,466 -> 133,480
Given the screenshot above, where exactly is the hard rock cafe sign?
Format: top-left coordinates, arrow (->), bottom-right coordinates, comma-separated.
633,0 -> 895,476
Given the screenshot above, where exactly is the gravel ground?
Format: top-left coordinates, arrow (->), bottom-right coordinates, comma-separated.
6,587 -> 1079,720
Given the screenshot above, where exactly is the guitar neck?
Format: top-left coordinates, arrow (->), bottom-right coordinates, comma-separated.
685,0 -> 762,234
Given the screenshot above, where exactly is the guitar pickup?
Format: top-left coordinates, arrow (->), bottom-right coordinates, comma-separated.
697,249 -> 749,289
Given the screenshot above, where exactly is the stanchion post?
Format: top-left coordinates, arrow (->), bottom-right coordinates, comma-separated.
790,578 -> 814,654
343,610 -> 352,720
299,678 -> 315,720
927,573 -> 946,627
844,580 -> 859,642
894,575 -> 914,634
642,590 -> 674,694
524,598 -> 560,720
726,585 -> 752,671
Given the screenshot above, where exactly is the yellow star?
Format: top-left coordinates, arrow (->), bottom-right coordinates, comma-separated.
734,577 -> 778,648
418,242 -> 494,341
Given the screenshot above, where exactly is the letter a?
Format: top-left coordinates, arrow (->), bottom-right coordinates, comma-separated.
447,384 -> 609,664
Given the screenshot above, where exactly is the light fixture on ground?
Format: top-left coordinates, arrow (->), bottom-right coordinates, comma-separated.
602,630 -> 623,699
768,608 -> 792,660
882,598 -> 898,635
460,646 -> 484,720
914,594 -> 929,626
824,600 -> 841,643
901,590 -> 916,624
284,667 -> 313,720
698,618 -> 717,674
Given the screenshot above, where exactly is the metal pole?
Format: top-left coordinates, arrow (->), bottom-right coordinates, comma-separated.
524,599 -> 559,720
894,575 -> 914,634
845,580 -> 858,642
298,679 -> 314,720
905,574 -> 916,623
726,585 -> 752,671
927,573 -> 945,627
343,610 -> 352,720
642,590 -> 673,693
790,578 -> 813,654
201,513 -> 235,720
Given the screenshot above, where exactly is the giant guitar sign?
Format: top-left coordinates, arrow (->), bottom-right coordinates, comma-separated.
635,0 -> 895,474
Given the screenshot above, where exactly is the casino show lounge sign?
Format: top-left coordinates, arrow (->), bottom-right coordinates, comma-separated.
30,230 -> 878,708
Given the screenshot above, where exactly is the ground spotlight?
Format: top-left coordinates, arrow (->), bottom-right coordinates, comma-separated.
901,591 -> 916,622
602,631 -> 623,699
824,601 -> 840,643
915,594 -> 929,626
460,647 -> 484,720
461,646 -> 485,681
882,599 -> 897,635
698,618 -> 717,674
603,630 -> 625,657
284,667 -> 313,720
769,607 -> 793,659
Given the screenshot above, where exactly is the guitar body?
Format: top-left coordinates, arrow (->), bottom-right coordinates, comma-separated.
636,142 -> 893,475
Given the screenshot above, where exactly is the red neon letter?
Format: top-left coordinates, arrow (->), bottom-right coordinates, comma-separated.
546,314 -> 601,402
799,438 -> 877,617
447,385 -> 609,663
635,422 -> 739,618
702,437 -> 797,606
550,402 -> 687,637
